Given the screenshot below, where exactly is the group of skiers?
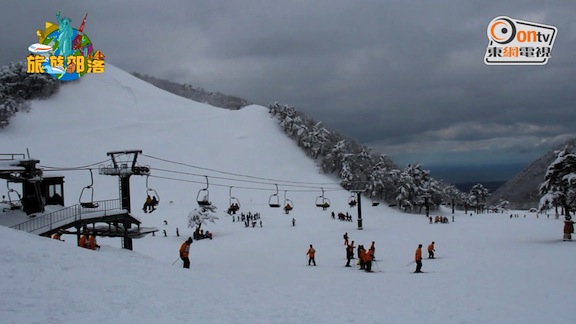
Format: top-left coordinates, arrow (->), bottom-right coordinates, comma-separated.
429,215 -> 450,224
342,233 -> 377,272
332,211 -> 353,222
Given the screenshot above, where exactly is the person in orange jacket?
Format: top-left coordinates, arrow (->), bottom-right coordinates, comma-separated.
414,244 -> 423,273
52,233 -> 64,241
358,245 -> 366,270
306,244 -> 316,266
78,233 -> 89,249
364,247 -> 374,272
427,241 -> 435,259
88,234 -> 100,250
180,237 -> 193,269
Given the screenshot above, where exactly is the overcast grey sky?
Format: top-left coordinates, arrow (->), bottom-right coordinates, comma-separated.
1,0 -> 575,181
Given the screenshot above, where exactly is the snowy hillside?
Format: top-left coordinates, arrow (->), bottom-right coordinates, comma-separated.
1,66 -> 574,324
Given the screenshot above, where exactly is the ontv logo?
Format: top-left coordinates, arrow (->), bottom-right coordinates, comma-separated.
485,16 -> 557,65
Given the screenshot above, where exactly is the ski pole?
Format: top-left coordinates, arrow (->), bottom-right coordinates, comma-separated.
402,261 -> 414,268
373,260 -> 382,272
172,257 -> 181,266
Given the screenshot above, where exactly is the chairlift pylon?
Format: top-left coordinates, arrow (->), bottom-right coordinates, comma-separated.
79,169 -> 99,208
268,184 -> 281,208
197,176 -> 212,207
315,188 -> 331,210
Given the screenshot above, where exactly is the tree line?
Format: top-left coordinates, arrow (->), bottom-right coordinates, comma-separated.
268,102 -> 493,214
0,61 -> 61,127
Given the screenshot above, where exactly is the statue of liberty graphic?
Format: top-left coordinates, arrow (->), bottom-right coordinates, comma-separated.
56,11 -> 73,65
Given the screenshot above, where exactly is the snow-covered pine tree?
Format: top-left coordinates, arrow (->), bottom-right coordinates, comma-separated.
539,147 -> 576,217
469,183 -> 489,214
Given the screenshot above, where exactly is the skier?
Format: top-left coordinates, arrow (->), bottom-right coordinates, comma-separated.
427,242 -> 435,259
292,218 -> 296,226
78,233 -> 89,249
143,195 -> 152,213
150,196 -> 158,212
88,234 -> 100,250
179,237 -> 193,269
358,245 -> 366,270
343,232 -> 349,246
51,232 -> 64,241
306,244 -> 316,266
563,216 -> 575,241
414,244 -> 423,273
364,246 -> 374,272
369,241 -> 376,260
345,241 -> 355,267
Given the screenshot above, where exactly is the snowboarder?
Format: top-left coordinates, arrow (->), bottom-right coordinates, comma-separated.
179,237 -> 193,269
427,241 -> 435,259
414,244 -> 423,273
345,241 -> 355,267
306,244 -> 316,266
563,216 -> 575,241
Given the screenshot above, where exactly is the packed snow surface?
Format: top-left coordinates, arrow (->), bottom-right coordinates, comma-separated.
1,66 -> 573,323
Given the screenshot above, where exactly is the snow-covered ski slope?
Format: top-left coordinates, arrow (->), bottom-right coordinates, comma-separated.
1,65 -> 574,324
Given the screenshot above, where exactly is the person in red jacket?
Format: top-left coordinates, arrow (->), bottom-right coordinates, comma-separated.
414,244 -> 423,273
306,244 -> 316,266
180,237 -> 193,269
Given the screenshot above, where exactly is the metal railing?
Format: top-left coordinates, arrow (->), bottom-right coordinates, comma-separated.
10,199 -> 122,234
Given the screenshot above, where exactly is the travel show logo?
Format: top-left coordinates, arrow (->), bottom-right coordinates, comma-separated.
485,16 -> 557,65
27,12 -> 105,81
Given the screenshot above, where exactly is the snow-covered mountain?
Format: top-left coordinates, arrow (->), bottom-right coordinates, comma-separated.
1,66 -> 573,323
490,138 -> 576,209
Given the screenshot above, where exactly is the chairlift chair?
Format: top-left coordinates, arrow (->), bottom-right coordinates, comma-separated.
228,187 -> 240,213
269,184 -> 281,208
283,191 -> 294,214
197,176 -> 212,207
3,182 -> 23,211
79,169 -> 99,208
145,175 -> 160,212
348,193 -> 357,207
315,188 -> 331,210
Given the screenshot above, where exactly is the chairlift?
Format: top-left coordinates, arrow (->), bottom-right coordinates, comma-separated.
268,184 -> 281,208
3,182 -> 23,211
283,190 -> 294,214
348,192 -> 357,207
79,169 -> 99,208
228,186 -> 240,213
144,175 -> 160,212
196,176 -> 212,207
315,188 -> 331,210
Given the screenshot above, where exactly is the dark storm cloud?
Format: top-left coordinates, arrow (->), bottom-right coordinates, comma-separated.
1,0 -> 575,174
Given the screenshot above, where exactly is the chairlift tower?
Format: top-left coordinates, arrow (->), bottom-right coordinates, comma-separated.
99,150 -> 150,250
351,190 -> 365,230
